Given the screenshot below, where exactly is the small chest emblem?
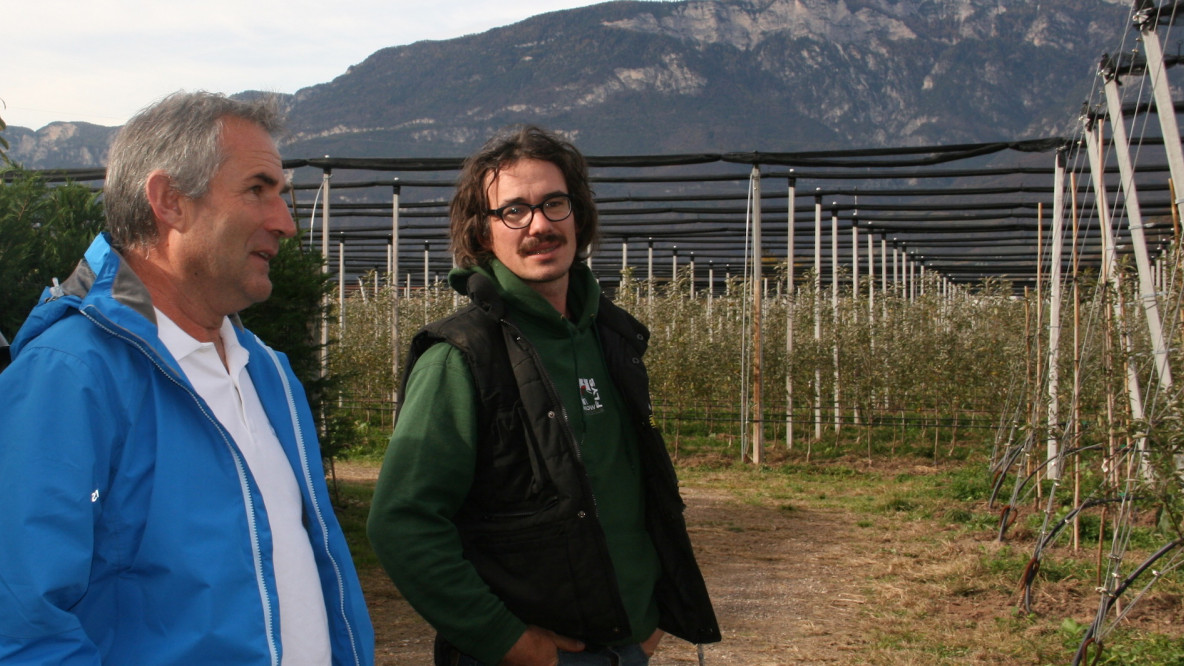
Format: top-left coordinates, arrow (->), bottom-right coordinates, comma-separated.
579,378 -> 605,414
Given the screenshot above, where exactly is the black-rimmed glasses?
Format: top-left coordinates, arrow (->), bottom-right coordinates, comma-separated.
487,194 -> 573,229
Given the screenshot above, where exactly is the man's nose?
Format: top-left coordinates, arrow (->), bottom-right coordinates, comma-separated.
270,197 -> 297,238
525,206 -> 554,233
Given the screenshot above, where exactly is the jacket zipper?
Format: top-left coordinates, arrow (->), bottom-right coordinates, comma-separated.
82,307 -> 282,665
259,341 -> 363,666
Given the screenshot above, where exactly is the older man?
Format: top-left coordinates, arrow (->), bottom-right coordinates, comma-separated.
368,125 -> 719,666
0,91 -> 373,665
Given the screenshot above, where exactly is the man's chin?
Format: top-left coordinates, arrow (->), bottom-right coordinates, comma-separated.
519,268 -> 571,286
244,281 -> 274,307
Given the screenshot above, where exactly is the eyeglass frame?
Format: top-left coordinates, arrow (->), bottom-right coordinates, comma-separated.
486,193 -> 574,229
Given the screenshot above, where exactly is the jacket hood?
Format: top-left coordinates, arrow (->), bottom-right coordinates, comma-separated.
12,233 -> 158,355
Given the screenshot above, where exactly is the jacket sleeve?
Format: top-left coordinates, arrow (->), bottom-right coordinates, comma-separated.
0,346 -> 122,665
366,343 -> 526,665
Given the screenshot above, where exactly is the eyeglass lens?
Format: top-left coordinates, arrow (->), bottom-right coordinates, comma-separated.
495,195 -> 572,228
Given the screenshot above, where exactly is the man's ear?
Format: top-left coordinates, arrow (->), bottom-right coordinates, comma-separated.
477,220 -> 493,250
144,170 -> 187,232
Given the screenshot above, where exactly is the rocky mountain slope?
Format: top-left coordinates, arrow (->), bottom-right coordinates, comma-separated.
6,0 -> 1132,168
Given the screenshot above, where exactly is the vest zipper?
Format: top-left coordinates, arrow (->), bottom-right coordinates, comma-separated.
504,319 -> 598,520
503,318 -> 633,638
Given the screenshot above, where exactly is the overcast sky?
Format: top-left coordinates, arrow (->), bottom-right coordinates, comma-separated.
4,0 -> 648,130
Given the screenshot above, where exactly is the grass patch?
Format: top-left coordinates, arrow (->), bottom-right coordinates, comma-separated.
1061,618 -> 1184,665
878,496 -> 918,513
330,478 -> 381,570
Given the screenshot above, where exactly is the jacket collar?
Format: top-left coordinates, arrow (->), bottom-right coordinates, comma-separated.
12,232 -> 244,356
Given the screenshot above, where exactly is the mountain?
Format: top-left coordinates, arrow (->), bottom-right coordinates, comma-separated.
5,0 -> 1132,169
5,121 -> 118,170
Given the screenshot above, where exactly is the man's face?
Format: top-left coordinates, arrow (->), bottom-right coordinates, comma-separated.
481,158 -> 578,292
175,116 -> 295,316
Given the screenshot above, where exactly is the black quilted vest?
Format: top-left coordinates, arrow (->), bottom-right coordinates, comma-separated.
403,272 -> 721,646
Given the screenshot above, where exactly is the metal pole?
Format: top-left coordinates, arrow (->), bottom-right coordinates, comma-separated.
422,241 -> 430,290
867,227 -> 875,321
1046,152 -> 1067,480
1137,9 -> 1184,215
786,174 -> 796,451
320,166 -> 332,388
831,204 -> 841,434
391,179 -> 400,282
1102,62 -> 1174,391
337,233 -> 346,336
893,246 -> 900,292
751,165 -> 764,464
910,256 -> 917,302
881,238 -> 888,296
708,261 -> 715,326
813,192 -> 823,441
647,238 -> 654,309
672,246 -> 679,292
621,238 -> 628,292
1084,115 -> 1149,474
851,219 -> 859,300
391,180 -> 401,423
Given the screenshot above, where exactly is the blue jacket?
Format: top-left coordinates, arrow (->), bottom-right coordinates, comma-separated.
0,233 -> 374,665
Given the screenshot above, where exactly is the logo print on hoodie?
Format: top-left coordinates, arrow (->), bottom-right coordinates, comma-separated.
579,378 -> 604,414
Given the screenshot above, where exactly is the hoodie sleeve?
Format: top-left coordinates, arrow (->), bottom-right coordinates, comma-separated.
0,344 -> 122,665
366,342 -> 527,665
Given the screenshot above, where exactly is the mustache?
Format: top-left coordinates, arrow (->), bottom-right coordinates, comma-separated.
519,233 -> 566,254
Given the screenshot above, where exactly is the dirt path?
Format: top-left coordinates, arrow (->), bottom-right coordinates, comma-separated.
653,486 -> 871,665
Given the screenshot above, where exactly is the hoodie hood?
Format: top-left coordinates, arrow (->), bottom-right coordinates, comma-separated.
449,260 -> 601,331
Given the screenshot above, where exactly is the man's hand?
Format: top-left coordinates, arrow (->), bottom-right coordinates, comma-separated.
499,626 -> 585,666
641,629 -> 665,657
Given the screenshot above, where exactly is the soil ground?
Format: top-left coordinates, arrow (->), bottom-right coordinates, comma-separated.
334,458 -> 1184,665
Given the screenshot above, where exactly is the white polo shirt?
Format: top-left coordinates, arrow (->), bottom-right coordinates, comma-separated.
155,310 -> 331,665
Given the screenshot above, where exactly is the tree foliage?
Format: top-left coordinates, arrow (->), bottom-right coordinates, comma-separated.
0,110 -> 9,164
239,235 -> 339,455
0,166 -> 104,340
240,234 -> 333,389
0,168 -> 336,430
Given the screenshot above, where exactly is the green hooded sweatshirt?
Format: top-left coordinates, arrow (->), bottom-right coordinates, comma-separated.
367,260 -> 661,664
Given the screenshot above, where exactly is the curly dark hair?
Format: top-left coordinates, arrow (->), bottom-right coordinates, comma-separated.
449,125 -> 598,268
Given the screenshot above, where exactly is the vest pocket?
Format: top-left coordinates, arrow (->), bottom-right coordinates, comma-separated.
485,402 -> 554,500
461,518 -> 587,637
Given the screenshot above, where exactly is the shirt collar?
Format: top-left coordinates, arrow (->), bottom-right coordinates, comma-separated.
154,308 -> 250,374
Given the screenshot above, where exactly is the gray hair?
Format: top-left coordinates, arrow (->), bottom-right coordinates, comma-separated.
103,90 -> 285,250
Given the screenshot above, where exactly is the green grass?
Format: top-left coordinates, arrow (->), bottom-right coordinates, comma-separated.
329,478 -> 382,570
1060,618 -> 1184,665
